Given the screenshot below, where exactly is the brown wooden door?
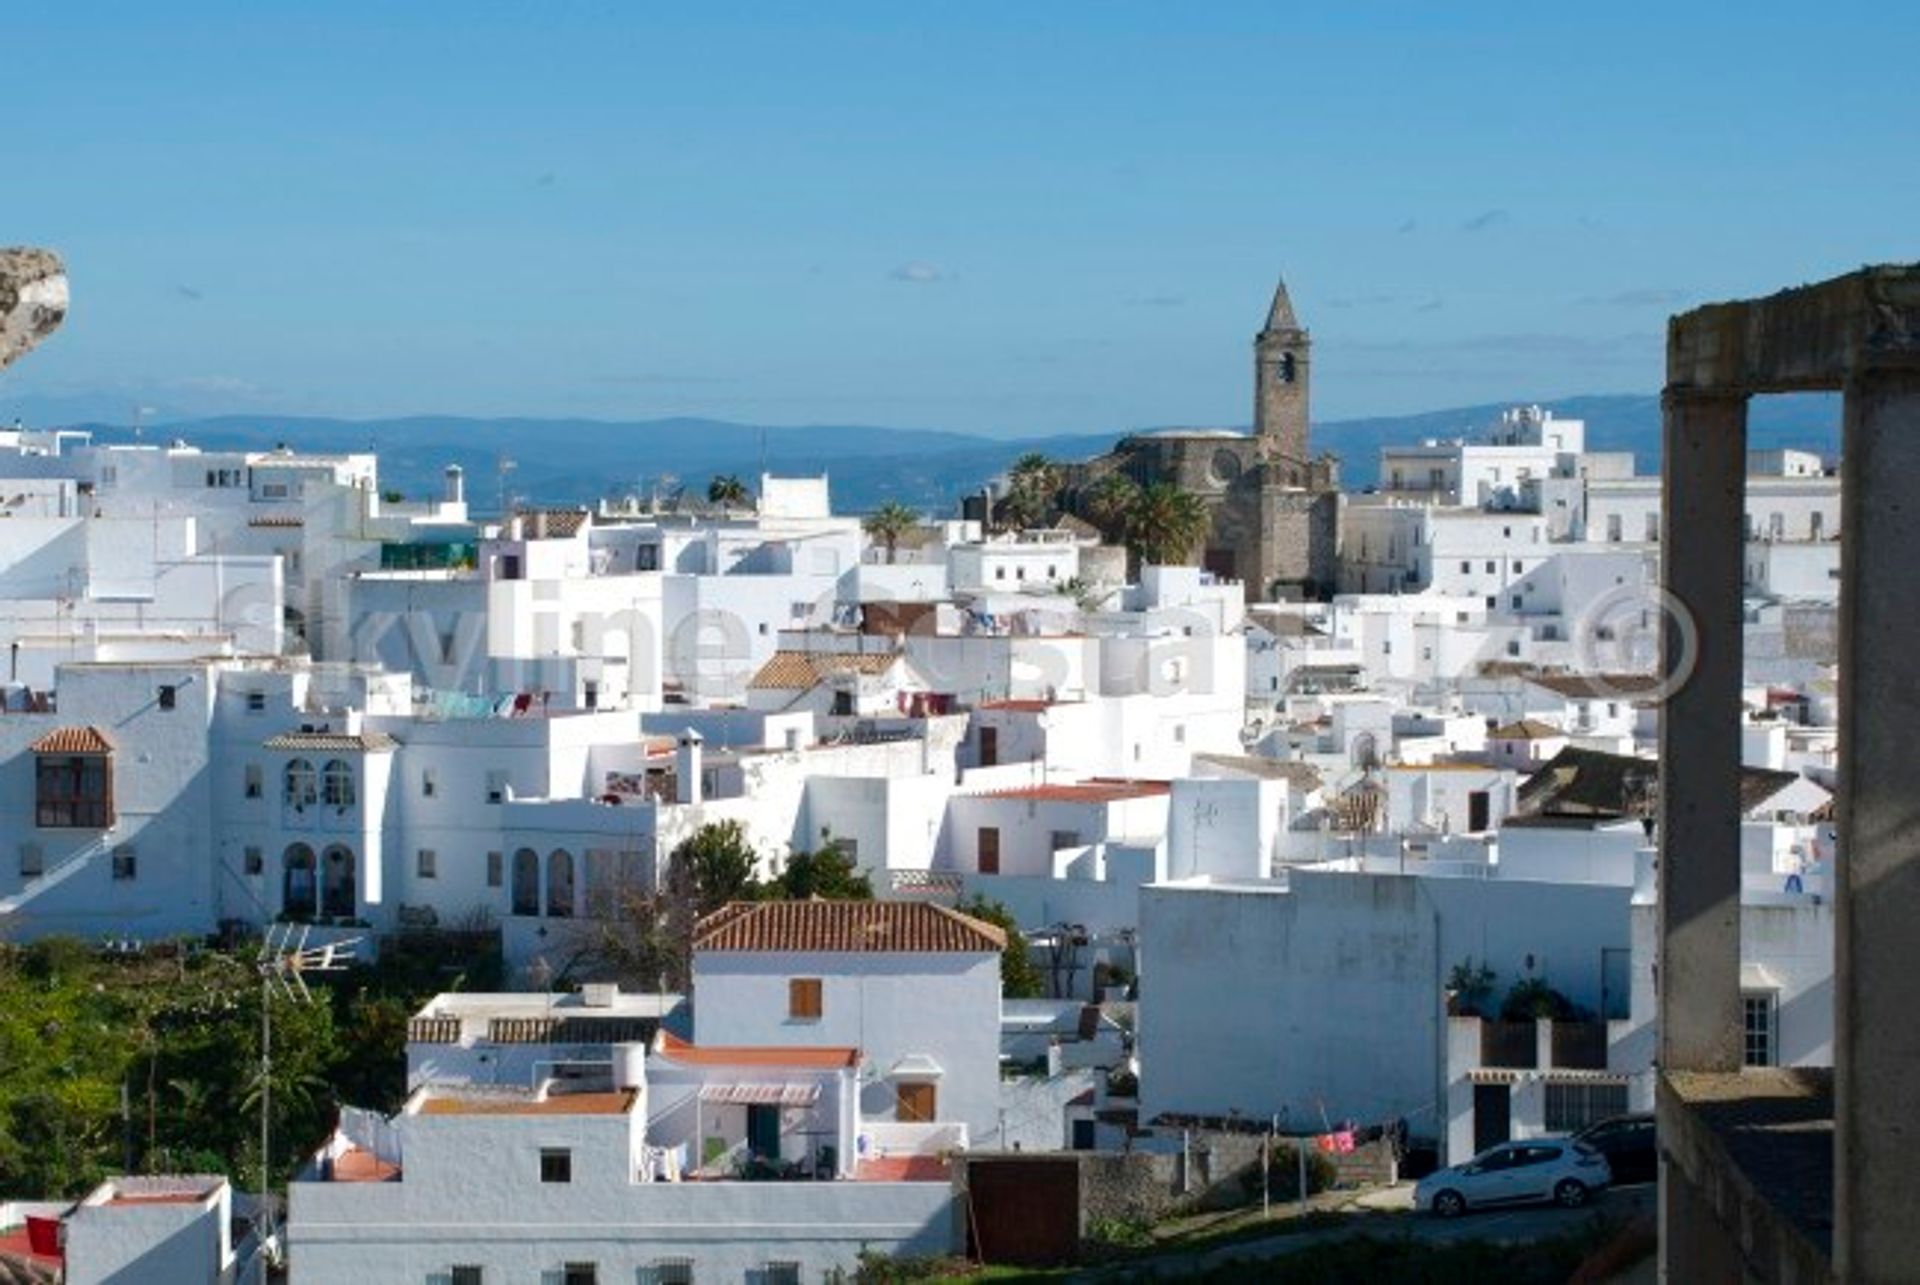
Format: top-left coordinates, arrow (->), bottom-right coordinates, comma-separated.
979,726 -> 999,767
978,827 -> 1000,874
897,1081 -> 937,1122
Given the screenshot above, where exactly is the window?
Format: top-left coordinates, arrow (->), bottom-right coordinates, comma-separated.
547,850 -> 575,917
36,753 -> 114,828
562,1266 -> 597,1285
244,846 -> 263,876
485,771 -> 507,805
644,1262 -> 693,1285
322,760 -> 355,808
1544,1082 -> 1629,1132
421,768 -> 437,798
789,978 -> 823,1021
417,849 -> 437,879
450,1269 -> 484,1285
1511,594 -> 1523,611
19,844 -> 43,877
1645,513 -> 1660,542
995,566 -> 1006,580
285,759 -> 318,809
897,1081 -> 937,1122
1484,560 -> 1495,574
246,691 -> 266,713
511,849 -> 540,916
1051,830 -> 1082,851
1459,560 -> 1471,574
158,684 -> 177,710
977,827 -> 1000,875
761,1264 -> 801,1285
539,1148 -> 572,1183
244,764 -> 263,799
486,851 -> 503,888
111,846 -> 136,881
1743,992 -> 1778,1067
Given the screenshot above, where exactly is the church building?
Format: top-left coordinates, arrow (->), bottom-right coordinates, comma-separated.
1062,278 -> 1341,601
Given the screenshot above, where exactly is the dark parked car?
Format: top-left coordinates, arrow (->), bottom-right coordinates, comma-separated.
1573,1113 -> 1655,1186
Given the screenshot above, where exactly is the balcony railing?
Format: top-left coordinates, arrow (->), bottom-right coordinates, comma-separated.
1551,1021 -> 1609,1070
1480,1020 -> 1539,1069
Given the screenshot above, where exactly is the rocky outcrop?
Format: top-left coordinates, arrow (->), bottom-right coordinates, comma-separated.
0,247 -> 67,372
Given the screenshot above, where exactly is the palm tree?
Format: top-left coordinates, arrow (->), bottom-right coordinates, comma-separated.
1001,452 -> 1060,530
1126,481 -> 1211,566
706,474 -> 751,509
862,501 -> 920,565
1081,473 -> 1141,543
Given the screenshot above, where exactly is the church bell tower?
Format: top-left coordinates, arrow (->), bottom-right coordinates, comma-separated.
1254,278 -> 1311,466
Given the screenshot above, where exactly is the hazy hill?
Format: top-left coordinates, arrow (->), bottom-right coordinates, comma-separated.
31,393 -> 1838,514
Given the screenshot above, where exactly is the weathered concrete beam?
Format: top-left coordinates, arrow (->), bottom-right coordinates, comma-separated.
1668,262 -> 1920,394
0,247 -> 68,372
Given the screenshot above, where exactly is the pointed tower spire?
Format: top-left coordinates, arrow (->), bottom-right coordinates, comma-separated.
1262,277 -> 1299,333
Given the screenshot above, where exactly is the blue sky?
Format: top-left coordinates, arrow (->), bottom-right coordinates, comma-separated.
4,1 -> 1915,436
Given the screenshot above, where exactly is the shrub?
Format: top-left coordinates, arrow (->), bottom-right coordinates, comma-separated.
1500,976 -> 1586,1022
1236,1142 -> 1338,1204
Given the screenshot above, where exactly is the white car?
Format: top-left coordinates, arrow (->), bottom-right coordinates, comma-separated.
1415,1138 -> 1611,1217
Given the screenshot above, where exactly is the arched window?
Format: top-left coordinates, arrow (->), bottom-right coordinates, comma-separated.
321,760 -> 355,809
284,759 -> 317,809
583,849 -> 615,917
511,848 -> 540,916
546,849 -> 575,918
283,844 -> 317,919
321,846 -> 356,919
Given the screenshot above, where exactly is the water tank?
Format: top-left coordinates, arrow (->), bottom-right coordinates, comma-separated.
612,1042 -> 647,1090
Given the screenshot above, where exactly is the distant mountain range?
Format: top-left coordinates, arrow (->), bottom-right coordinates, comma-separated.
10,393 -> 1839,515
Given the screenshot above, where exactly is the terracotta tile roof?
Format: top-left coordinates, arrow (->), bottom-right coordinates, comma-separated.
982,778 -> 1171,805
854,1156 -> 951,1182
417,1088 -> 636,1116
28,725 -> 114,754
977,698 -> 1075,713
655,1031 -> 860,1069
1524,673 -> 1663,700
1490,718 -> 1566,740
329,1148 -> 400,1183
263,731 -> 399,752
747,650 -> 902,690
692,899 -> 1006,954
515,507 -> 590,537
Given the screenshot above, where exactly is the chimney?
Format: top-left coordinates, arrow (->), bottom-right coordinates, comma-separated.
443,464 -> 464,505
675,729 -> 704,805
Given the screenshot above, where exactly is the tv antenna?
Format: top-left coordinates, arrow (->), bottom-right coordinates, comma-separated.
253,923 -> 359,1279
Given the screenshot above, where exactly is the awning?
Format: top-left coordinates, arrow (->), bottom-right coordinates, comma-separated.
1742,963 -> 1783,992
697,1082 -> 821,1107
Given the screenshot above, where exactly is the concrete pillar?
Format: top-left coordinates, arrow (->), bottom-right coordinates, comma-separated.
1834,368 -> 1920,1283
1656,389 -> 1748,1073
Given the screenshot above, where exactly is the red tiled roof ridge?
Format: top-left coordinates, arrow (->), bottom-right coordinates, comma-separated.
29,725 -> 115,754
655,1030 -> 860,1069
691,898 -> 1006,953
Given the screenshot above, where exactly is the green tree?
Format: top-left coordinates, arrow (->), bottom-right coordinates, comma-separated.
862,501 -> 920,564
1081,472 -> 1142,543
770,841 -> 874,901
706,474 -> 752,509
673,820 -> 764,914
1126,481 -> 1211,566
956,895 -> 1044,999
1000,452 -> 1061,530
